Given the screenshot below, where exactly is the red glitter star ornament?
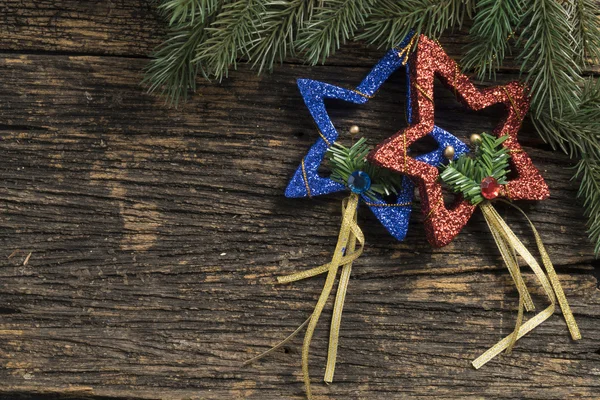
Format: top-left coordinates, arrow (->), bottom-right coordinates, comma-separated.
368,35 -> 549,247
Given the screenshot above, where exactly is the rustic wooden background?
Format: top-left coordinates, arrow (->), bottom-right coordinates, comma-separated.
0,2 -> 598,399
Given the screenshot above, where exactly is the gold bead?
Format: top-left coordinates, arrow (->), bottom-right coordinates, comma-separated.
443,145 -> 455,160
470,133 -> 482,144
349,125 -> 360,135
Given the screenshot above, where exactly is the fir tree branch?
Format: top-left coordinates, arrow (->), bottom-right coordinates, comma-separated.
249,0 -> 313,73
143,0 -> 222,106
194,0 -> 267,81
474,134 -> 510,183
296,0 -> 375,65
158,0 -> 220,26
533,78 -> 600,255
518,0 -> 582,118
532,77 -> 600,257
532,78 -> 600,157
358,0 -> 474,48
575,152 -> 600,256
566,0 -> 600,67
462,0 -> 525,80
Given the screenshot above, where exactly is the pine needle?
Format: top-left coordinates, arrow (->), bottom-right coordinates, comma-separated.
566,0 -> 600,67
143,0 -> 222,106
249,0 -> 313,73
575,153 -> 600,256
194,0 -> 266,81
537,78 -> 600,255
358,0 -> 474,48
518,0 -> 582,118
462,0 -> 525,80
296,0 -> 375,65
159,0 -> 219,26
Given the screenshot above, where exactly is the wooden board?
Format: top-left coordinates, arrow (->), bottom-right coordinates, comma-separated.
0,2 -> 598,399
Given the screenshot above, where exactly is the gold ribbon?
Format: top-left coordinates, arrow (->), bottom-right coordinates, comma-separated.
473,201 -> 580,369
246,196 -> 580,392
244,194 -> 364,400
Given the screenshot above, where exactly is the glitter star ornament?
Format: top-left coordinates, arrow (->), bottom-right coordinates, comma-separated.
370,35 -> 549,247
369,35 -> 580,369
247,33 -> 469,400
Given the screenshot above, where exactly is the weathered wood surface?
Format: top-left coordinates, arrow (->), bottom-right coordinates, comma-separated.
0,2 -> 598,399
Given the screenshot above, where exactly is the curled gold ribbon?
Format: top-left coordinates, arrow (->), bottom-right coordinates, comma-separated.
473,201 -> 580,369
244,194 -> 364,400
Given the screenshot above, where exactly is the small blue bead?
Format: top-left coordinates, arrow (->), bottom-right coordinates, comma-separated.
347,171 -> 371,194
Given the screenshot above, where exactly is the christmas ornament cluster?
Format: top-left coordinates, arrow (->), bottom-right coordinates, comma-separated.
246,34 -> 580,400
149,0 -> 600,257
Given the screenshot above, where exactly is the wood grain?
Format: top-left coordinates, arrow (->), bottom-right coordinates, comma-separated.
0,2 -> 598,399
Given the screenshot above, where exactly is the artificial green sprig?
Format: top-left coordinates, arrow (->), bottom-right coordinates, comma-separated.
326,137 -> 403,201
440,133 -> 510,205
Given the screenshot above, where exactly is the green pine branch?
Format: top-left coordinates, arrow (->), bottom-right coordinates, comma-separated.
461,0 -> 525,80
358,0 -> 474,48
517,0 -> 582,118
513,1 -> 600,255
533,78 -> 600,157
194,0 -> 267,82
575,153 -> 600,256
296,0 -> 375,65
535,78 -> 600,255
249,0 -> 313,73
158,0 -> 220,26
440,156 -> 484,205
567,0 -> 600,66
143,0 -> 221,106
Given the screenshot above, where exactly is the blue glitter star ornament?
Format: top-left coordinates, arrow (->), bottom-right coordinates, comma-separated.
254,33 -> 580,400
285,33 -> 469,240
250,34 -> 471,400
